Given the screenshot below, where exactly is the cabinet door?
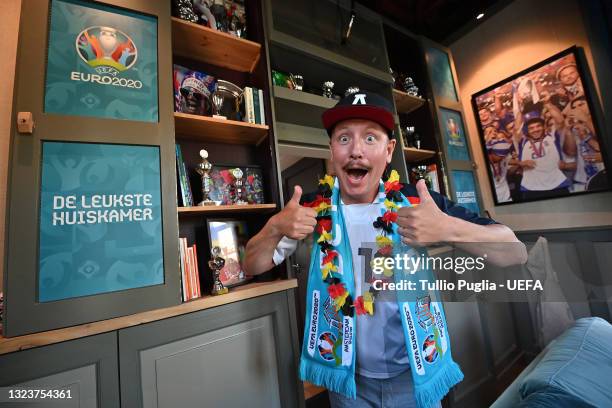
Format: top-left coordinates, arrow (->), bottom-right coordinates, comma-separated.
0,332 -> 120,408
119,291 -> 301,408
421,38 -> 486,215
4,0 -> 180,337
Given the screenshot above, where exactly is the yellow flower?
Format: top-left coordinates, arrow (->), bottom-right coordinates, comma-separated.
315,201 -> 331,213
384,199 -> 399,210
363,292 -> 374,315
376,235 -> 393,247
321,262 -> 337,279
318,230 -> 332,243
319,175 -> 334,189
333,291 -> 349,311
387,169 -> 400,183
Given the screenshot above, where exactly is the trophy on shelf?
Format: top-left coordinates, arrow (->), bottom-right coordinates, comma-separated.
403,126 -> 415,148
209,246 -> 228,296
196,149 -> 215,206
403,76 -> 420,97
413,131 -> 422,149
232,168 -> 248,205
344,86 -> 360,97
291,74 -> 304,91
322,81 -> 334,98
212,92 -> 226,119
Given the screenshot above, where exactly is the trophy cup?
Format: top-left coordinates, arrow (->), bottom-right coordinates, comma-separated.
291,74 -> 304,91
403,76 -> 420,97
322,81 -> 334,98
212,92 -> 226,119
403,126 -> 415,148
344,86 -> 360,97
209,246 -> 228,296
413,132 -> 422,150
196,149 -> 215,206
232,168 -> 247,205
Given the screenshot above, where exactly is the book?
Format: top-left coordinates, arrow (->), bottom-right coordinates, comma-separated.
187,247 -> 196,300
253,87 -> 261,124
244,87 -> 255,124
175,144 -> 193,207
192,244 -> 201,298
179,237 -> 191,301
258,89 -> 265,125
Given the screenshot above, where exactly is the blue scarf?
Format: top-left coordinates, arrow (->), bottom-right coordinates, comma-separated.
299,175 -> 463,408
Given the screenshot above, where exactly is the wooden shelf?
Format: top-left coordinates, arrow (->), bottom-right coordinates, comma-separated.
304,381 -> 326,399
403,147 -> 437,162
393,89 -> 426,114
178,203 -> 277,215
273,86 -> 338,109
174,112 -> 269,144
0,279 -> 298,355
171,17 -> 261,73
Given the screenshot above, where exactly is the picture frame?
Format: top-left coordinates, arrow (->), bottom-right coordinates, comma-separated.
208,164 -> 265,205
471,46 -> 610,205
206,219 -> 251,287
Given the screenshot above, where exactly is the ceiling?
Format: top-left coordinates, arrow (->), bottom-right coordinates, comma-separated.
357,0 -> 509,44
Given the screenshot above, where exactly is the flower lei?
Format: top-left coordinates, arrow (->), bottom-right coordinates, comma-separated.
303,170 -> 416,317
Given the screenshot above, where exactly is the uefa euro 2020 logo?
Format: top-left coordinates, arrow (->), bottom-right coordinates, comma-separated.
72,26 -> 143,89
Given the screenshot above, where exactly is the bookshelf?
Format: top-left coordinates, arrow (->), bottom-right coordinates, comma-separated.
392,88 -> 426,114
174,113 -> 269,144
403,147 -> 437,162
171,17 -> 261,73
178,203 -> 277,215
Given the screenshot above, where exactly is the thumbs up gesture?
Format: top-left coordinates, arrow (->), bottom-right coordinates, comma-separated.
272,185 -> 318,240
396,180 -> 449,246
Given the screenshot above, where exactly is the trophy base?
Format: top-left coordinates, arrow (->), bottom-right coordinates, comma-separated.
199,200 -> 216,206
212,114 -> 227,120
211,287 -> 229,296
234,200 -> 248,205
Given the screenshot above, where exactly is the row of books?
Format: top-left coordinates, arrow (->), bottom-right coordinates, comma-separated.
243,87 -> 266,125
179,237 -> 201,302
176,144 -> 194,207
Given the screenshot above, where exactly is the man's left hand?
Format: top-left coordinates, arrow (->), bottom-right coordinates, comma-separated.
396,179 -> 451,246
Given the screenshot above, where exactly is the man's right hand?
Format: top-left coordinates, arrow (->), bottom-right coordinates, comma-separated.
271,185 -> 317,240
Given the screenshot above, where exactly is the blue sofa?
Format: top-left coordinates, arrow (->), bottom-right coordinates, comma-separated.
491,317 -> 612,408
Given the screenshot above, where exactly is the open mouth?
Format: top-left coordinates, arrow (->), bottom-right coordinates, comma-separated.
344,167 -> 369,182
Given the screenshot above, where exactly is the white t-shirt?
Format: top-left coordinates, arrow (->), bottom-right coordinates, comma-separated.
273,201 -> 409,379
519,133 -> 568,191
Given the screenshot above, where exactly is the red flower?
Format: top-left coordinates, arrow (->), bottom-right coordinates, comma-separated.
384,180 -> 402,194
381,211 -> 398,224
322,250 -> 338,265
378,245 -> 393,256
407,196 -> 421,206
316,218 -> 332,234
327,283 -> 347,299
303,195 -> 331,208
354,296 -> 367,315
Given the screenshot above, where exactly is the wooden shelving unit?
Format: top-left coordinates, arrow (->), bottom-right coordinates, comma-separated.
273,86 -> 337,109
174,112 -> 269,144
392,89 -> 426,114
403,147 -> 437,162
178,203 -> 276,215
171,17 -> 261,73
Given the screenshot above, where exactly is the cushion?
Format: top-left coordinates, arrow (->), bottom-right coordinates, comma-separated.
517,386 -> 596,408
519,317 -> 612,407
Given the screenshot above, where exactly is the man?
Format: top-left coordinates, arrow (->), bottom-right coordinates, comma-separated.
244,92 -> 526,407
515,111 -> 573,200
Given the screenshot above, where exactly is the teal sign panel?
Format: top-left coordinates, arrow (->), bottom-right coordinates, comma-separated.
427,47 -> 458,102
440,108 -> 470,161
452,170 -> 480,215
38,142 -> 164,302
44,0 -> 158,122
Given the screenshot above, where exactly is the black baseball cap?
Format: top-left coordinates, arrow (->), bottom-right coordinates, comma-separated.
322,91 -> 395,137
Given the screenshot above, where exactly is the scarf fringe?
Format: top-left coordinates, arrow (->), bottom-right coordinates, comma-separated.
414,361 -> 464,408
300,358 -> 356,399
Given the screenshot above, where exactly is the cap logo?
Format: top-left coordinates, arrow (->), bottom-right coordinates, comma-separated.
352,93 -> 367,105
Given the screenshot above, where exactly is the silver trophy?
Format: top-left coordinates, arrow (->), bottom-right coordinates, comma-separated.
291,74 -> 304,91
403,76 -> 420,97
196,149 -> 215,206
232,168 -> 247,205
344,86 -> 360,97
209,246 -> 228,296
212,92 -> 226,119
322,81 -> 334,98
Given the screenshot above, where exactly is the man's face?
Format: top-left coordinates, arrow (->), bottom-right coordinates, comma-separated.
479,108 -> 490,123
527,122 -> 545,140
559,66 -> 578,86
329,119 -> 396,204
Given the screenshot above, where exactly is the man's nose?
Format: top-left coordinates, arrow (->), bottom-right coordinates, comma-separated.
349,138 -> 364,159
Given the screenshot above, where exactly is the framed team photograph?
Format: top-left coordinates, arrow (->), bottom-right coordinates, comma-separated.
206,219 -> 251,287
471,46 -> 610,205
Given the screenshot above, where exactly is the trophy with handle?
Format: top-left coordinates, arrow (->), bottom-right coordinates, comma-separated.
209,246 -> 228,295
232,168 -> 247,205
196,149 -> 215,206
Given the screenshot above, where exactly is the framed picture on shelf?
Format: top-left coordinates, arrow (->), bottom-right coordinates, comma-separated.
209,165 -> 265,205
206,219 -> 251,287
472,46 -> 609,205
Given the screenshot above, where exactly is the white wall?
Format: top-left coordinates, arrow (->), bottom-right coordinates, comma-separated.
0,0 -> 22,291
450,0 -> 612,231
